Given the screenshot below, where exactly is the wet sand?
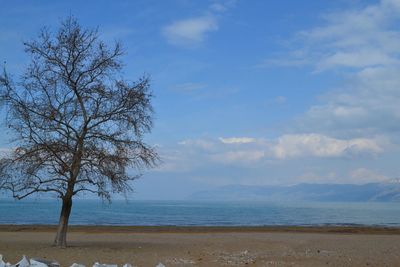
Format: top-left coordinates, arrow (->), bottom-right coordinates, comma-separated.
1,225 -> 400,266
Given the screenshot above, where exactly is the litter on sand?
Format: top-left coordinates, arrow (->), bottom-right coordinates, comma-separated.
0,255 -> 166,267
30,258 -> 59,267
93,263 -> 118,267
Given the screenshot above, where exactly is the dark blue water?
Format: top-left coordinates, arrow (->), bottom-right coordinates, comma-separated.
1,199 -> 400,226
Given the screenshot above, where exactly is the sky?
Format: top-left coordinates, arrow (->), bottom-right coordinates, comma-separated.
1,0 -> 400,199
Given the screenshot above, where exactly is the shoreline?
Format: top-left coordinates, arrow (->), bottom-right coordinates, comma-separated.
1,224 -> 400,234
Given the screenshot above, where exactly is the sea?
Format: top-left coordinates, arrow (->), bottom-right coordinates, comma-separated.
1,199 -> 400,227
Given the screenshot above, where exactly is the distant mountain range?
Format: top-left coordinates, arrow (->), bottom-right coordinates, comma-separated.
190,182 -> 400,202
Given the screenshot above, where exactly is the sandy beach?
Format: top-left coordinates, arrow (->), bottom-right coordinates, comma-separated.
1,226 -> 400,266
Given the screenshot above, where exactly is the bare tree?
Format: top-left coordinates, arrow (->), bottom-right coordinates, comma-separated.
0,17 -> 158,247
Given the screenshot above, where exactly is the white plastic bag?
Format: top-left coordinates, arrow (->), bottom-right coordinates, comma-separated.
30,259 -> 48,267
0,254 -> 6,267
15,256 -> 30,267
30,258 -> 59,267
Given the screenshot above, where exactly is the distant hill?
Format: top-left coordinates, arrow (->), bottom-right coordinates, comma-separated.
189,182 -> 400,202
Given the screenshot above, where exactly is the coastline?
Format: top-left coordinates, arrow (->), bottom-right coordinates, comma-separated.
1,224 -> 400,234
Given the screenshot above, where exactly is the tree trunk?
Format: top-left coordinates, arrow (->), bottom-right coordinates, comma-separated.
54,197 -> 73,248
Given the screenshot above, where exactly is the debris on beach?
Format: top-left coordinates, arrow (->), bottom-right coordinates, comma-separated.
165,257 -> 195,265
0,255 -> 155,267
0,255 -> 29,267
14,255 -> 30,267
30,258 -> 59,267
216,250 -> 257,266
70,264 -> 138,267
93,263 -> 117,267
29,259 -> 48,267
0,255 -> 61,267
0,254 -> 6,267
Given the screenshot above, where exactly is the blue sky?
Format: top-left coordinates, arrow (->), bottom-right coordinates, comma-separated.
1,0 -> 400,199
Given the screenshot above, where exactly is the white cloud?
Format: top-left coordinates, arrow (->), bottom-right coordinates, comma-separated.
165,134 -> 383,171
154,133 -> 388,188
318,49 -> 397,70
271,134 -> 382,159
161,1 -> 236,47
349,168 -> 389,183
162,16 -> 218,46
262,0 -> 400,141
155,1 -> 400,185
210,150 -> 265,164
300,66 -> 400,137
301,0 -> 400,71
178,138 -> 215,151
219,137 -> 256,144
176,137 -> 264,166
209,0 -> 237,13
267,0 -> 400,70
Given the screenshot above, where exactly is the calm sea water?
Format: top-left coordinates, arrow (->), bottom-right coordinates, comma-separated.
1,199 -> 400,226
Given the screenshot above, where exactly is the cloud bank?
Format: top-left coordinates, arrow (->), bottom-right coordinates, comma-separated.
160,134 -> 383,170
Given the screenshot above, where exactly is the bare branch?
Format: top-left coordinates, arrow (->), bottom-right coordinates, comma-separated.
0,16 -> 158,205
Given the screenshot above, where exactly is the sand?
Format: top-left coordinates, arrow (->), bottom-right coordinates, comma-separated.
1,225 -> 400,267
